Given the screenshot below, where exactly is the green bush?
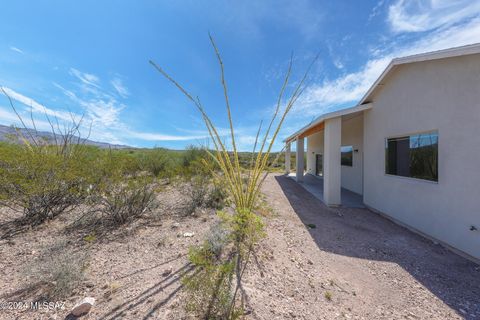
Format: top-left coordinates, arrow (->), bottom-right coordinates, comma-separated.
94,176 -> 157,226
139,148 -> 178,178
0,142 -> 96,225
206,181 -> 228,210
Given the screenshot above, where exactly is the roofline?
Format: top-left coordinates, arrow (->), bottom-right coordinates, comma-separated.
284,103 -> 372,142
359,42 -> 480,105
285,42 -> 480,144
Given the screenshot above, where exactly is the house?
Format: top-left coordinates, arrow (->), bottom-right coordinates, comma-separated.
284,43 -> 480,262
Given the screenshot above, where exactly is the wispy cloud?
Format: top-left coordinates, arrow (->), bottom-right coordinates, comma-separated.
69,68 -> 101,88
9,46 -> 24,54
126,130 -> 208,141
368,0 -> 385,21
294,11 -> 480,116
111,78 -> 129,98
54,69 -> 215,144
388,0 -> 480,33
1,86 -> 76,122
1,84 -> 209,145
54,77 -> 124,127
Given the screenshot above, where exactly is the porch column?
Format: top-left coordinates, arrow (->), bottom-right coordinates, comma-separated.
296,137 -> 304,182
323,117 -> 341,206
285,142 -> 291,174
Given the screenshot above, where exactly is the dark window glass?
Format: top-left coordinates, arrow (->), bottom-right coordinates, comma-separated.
385,131 -> 438,182
341,146 -> 353,167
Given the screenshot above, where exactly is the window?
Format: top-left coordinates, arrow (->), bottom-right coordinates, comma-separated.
385,131 -> 438,182
341,146 -> 353,166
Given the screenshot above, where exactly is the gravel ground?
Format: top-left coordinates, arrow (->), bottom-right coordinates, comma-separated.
0,174 -> 479,320
244,174 -> 480,320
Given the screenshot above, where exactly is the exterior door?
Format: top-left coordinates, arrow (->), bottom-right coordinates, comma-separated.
315,154 -> 323,176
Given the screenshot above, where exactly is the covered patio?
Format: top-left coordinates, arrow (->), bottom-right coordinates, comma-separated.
286,173 -> 364,208
284,104 -> 371,208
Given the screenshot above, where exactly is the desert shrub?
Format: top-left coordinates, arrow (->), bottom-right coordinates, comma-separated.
95,176 -> 157,226
182,145 -> 208,168
27,241 -> 88,300
183,236 -> 238,319
206,221 -> 230,257
206,180 -> 228,210
182,157 -> 229,215
0,142 -> 96,225
139,148 -> 177,179
182,173 -> 209,215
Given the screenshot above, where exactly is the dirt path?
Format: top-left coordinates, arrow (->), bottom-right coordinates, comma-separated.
242,174 -> 480,320
1,175 -> 479,319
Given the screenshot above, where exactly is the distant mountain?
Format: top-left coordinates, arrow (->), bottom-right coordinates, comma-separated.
0,124 -> 130,149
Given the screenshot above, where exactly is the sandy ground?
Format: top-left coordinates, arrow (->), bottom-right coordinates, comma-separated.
0,174 -> 479,320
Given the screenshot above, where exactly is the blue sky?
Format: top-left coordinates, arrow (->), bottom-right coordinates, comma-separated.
1,0 -> 480,150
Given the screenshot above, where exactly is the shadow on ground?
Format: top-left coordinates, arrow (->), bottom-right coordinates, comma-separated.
98,263 -> 194,320
275,175 -> 480,319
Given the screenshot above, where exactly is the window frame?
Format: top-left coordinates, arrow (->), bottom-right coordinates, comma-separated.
384,130 -> 439,183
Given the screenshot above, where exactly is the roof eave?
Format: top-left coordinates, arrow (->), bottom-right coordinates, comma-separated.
284,103 -> 372,143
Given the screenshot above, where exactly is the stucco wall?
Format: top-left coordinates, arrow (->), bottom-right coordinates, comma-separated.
306,131 -> 323,175
340,114 -> 363,195
363,53 -> 480,260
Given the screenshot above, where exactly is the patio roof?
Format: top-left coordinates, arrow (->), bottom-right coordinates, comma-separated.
285,103 -> 372,143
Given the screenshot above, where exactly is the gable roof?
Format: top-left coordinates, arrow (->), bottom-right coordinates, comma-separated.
359,42 -> 480,104
285,42 -> 480,143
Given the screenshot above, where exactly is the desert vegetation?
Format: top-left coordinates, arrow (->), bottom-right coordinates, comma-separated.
149,34 -> 315,319
0,33 -> 311,318
0,106 -> 229,304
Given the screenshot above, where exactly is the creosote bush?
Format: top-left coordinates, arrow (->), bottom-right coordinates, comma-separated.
0,146 -> 89,224
0,96 -> 98,226
95,176 -> 157,226
90,150 -> 158,226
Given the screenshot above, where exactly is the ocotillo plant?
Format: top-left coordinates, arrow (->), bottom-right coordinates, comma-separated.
150,35 -> 315,318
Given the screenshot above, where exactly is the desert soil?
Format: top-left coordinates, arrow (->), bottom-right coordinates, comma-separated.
0,174 -> 479,320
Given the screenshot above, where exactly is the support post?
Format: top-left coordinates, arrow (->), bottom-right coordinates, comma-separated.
285,142 -> 291,174
296,137 -> 304,182
324,117 -> 341,206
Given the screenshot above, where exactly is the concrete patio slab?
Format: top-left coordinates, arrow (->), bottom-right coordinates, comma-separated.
287,173 -> 364,208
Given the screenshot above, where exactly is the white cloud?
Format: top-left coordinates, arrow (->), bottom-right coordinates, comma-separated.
294,14 -> 480,116
9,46 -> 24,54
54,80 -> 124,127
126,130 -> 208,141
111,78 -> 129,98
0,106 -> 22,123
332,58 -> 344,70
1,85 -> 210,145
296,57 -> 390,115
1,86 -> 77,122
369,0 -> 385,21
69,68 -> 101,88
388,0 -> 480,33
52,73 -> 214,144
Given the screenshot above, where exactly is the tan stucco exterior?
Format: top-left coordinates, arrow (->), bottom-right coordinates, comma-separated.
363,53 -> 480,260
287,47 -> 480,261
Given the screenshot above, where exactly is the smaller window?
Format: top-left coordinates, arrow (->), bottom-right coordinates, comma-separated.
341,146 -> 353,166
